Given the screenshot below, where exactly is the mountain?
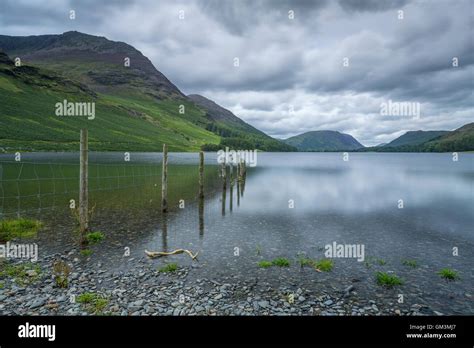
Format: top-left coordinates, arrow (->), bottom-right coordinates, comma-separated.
188,94 -> 295,151
384,130 -> 449,147
359,123 -> 474,152
0,31 -> 292,152
0,51 -> 219,151
0,31 -> 183,99
283,130 -> 364,151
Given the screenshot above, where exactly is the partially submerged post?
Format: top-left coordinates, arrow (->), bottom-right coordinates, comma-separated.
79,129 -> 89,244
198,151 -> 204,237
198,151 -> 204,199
161,144 -> 168,213
221,157 -> 227,191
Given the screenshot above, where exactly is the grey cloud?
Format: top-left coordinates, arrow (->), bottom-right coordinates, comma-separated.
0,0 -> 472,144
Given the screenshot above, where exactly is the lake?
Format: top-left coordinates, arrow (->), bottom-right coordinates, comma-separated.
0,152 -> 472,314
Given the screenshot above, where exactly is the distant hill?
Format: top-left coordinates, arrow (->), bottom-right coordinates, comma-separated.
284,130 -> 364,151
0,31 -> 292,152
360,123 -> 474,152
385,130 -> 448,147
422,123 -> 474,152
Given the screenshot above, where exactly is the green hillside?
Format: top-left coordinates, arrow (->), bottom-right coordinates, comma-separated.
384,130 -> 448,147
0,52 -> 219,152
422,123 -> 474,152
284,130 -> 364,151
0,31 -> 292,152
360,123 -> 474,152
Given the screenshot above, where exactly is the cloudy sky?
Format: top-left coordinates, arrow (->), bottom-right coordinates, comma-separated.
0,0 -> 473,145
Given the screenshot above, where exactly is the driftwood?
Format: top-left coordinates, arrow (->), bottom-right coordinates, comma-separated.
145,249 -> 199,260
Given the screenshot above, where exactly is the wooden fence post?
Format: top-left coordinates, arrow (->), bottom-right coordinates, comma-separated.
161,144 -> 168,212
199,151 -> 204,199
79,129 -> 89,243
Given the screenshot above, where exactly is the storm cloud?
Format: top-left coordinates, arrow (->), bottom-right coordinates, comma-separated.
0,0 -> 472,145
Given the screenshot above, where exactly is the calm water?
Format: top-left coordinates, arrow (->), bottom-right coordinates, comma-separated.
0,152 -> 473,314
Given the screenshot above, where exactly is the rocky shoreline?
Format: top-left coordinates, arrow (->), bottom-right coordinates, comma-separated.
0,249 -> 452,316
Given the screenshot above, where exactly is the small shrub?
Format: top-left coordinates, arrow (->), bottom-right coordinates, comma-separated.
376,272 -> 403,287
52,260 -> 71,288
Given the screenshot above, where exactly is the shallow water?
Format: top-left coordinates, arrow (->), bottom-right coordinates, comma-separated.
1,152 -> 473,314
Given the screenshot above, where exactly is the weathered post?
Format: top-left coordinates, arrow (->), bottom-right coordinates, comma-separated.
229,161 -> 233,212
198,151 -> 204,237
161,144 -> 168,212
79,129 -> 89,244
221,157 -> 227,191
199,151 -> 204,199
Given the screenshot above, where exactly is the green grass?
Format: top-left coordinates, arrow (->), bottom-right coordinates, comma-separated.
52,260 -> 71,288
314,259 -> 334,272
77,292 -> 108,314
298,257 -> 315,268
258,261 -> 273,268
376,258 -> 387,266
402,259 -> 418,268
376,272 -> 403,287
80,249 -> 93,257
258,258 -> 291,268
0,262 -> 41,285
85,231 -> 105,245
438,268 -> 459,281
158,263 -> 178,273
0,218 -> 42,242
0,61 -> 221,152
271,258 -> 291,267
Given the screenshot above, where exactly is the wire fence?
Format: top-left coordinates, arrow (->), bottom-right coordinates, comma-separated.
0,157 -> 210,219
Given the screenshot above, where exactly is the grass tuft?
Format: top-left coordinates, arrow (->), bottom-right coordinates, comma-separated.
258,260 -> 273,268
438,268 -> 459,281
158,263 -> 178,273
77,292 -> 108,314
85,231 -> 105,245
402,259 -> 418,268
314,259 -> 334,272
0,262 -> 41,286
271,258 -> 290,267
80,249 -> 93,257
376,272 -> 403,287
0,218 -> 42,242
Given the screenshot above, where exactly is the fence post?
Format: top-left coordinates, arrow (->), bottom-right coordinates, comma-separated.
161,144 -> 168,212
79,129 -> 89,243
199,151 -> 204,199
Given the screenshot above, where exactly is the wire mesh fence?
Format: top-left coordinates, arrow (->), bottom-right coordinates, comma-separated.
0,156 -> 213,219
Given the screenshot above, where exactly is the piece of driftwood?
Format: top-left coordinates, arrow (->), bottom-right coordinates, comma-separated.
145,249 -> 199,260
